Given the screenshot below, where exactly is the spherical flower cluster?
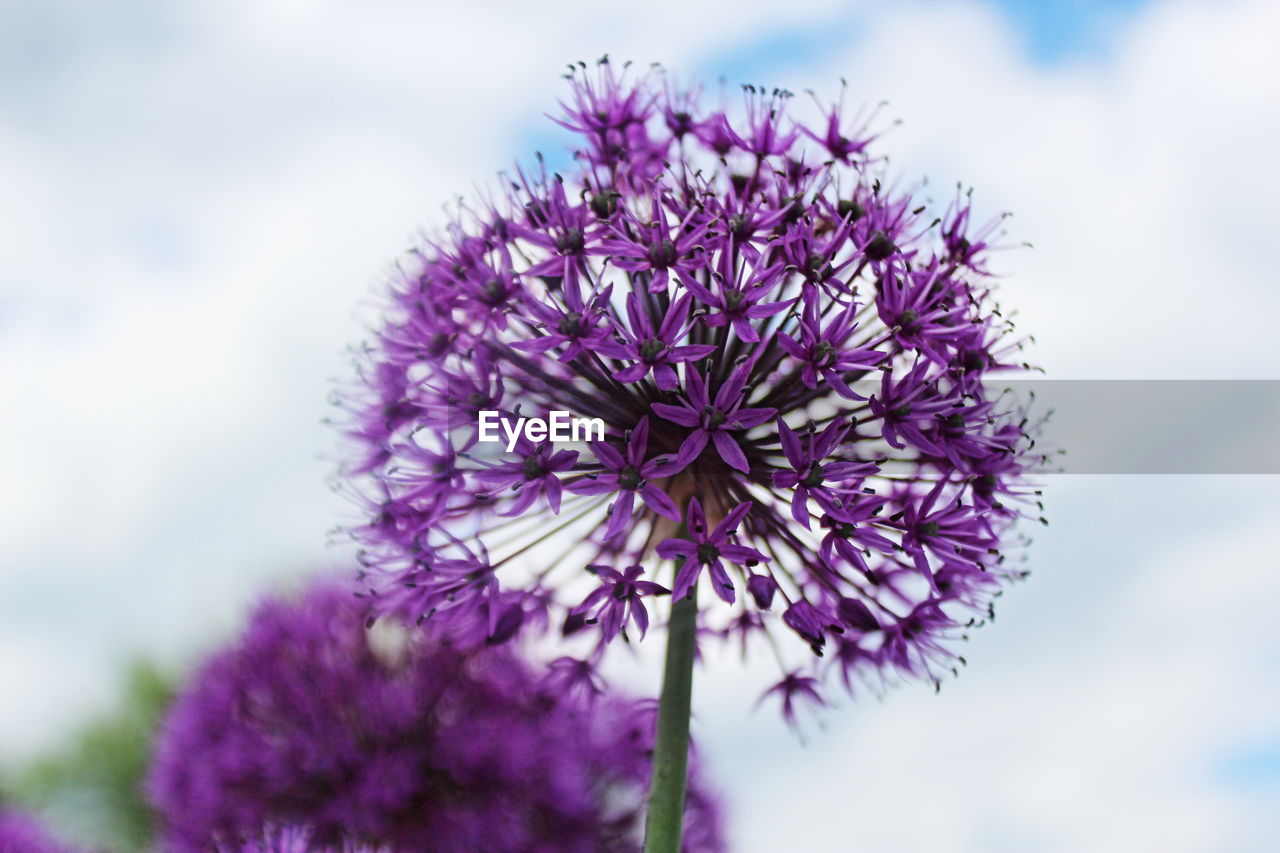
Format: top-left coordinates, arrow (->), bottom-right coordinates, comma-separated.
0,810 -> 86,853
148,579 -> 723,853
338,58 -> 1046,713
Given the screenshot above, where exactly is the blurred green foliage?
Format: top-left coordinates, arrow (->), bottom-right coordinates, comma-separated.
1,661 -> 174,852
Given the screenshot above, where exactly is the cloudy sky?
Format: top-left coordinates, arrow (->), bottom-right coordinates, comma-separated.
2,1 -> 1278,850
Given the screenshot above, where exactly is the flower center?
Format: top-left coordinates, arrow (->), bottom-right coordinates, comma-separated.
697,542 -> 721,564
917,521 -> 939,538
962,350 -> 988,372
724,290 -> 745,311
801,465 -> 824,488
639,337 -> 667,361
482,279 -> 506,305
522,456 -> 548,480
896,309 -> 919,332
427,332 -> 450,356
864,231 -> 896,261
814,340 -> 837,366
557,313 -> 583,336
589,192 -> 618,219
837,198 -> 864,221
805,253 -> 831,279
618,465 -> 644,490
647,239 -> 678,269
556,229 -> 585,254
701,407 -> 727,429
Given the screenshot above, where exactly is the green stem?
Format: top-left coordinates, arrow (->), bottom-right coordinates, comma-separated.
643,583 -> 698,853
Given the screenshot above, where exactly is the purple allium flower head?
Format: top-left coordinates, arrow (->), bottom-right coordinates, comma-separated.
148,579 -> 724,853
0,810 -> 88,853
337,57 -> 1048,719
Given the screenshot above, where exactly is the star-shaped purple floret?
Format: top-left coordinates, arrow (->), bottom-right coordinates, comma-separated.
651,362 -> 776,473
656,498 -> 768,604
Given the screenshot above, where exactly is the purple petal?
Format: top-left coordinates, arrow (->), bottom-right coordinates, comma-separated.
711,431 -> 749,473
676,429 -> 709,467
639,483 -> 681,520
652,402 -> 700,428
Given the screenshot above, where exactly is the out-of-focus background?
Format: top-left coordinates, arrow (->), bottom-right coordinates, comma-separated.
2,1 -> 1277,850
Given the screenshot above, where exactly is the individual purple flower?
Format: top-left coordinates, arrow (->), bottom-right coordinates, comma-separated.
573,565 -> 668,645
473,435 -> 578,515
148,580 -> 724,853
774,291 -> 886,399
760,673 -> 826,728
656,499 -> 768,604
0,810 -> 88,853
679,254 -> 792,343
335,57 -> 1046,727
595,291 -> 716,389
651,361 -> 776,474
772,417 -> 877,528
569,416 -> 682,541
511,282 -> 616,362
601,191 -> 711,293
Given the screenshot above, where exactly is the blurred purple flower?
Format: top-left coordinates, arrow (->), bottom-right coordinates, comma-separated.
148,580 -> 724,853
213,826 -> 384,853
